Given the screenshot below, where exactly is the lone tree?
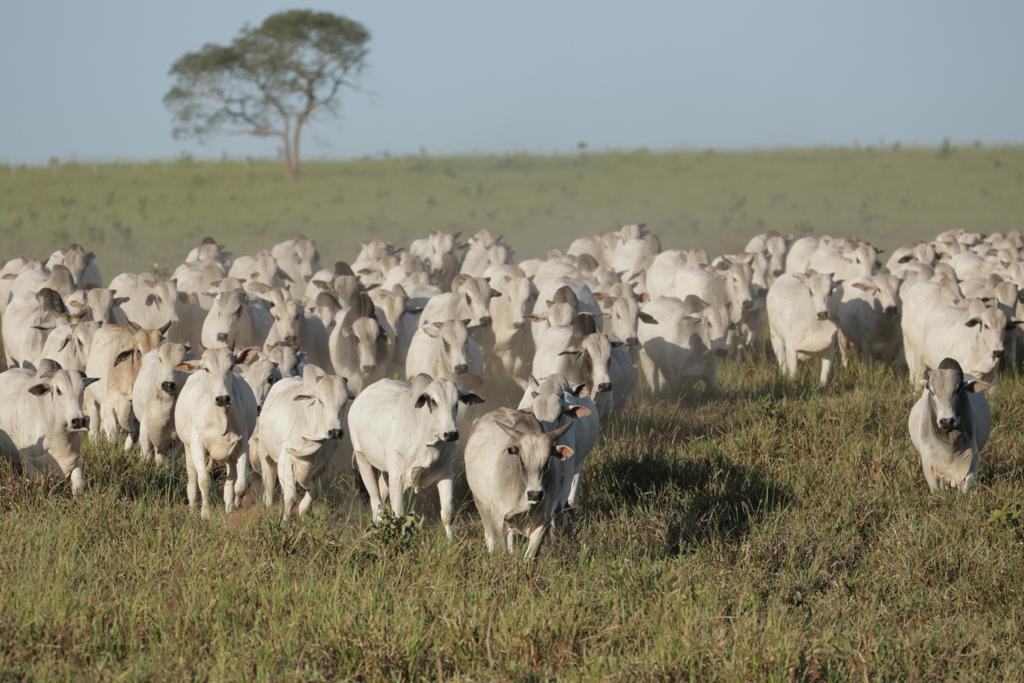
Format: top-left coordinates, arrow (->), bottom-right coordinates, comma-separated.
164,10 -> 369,181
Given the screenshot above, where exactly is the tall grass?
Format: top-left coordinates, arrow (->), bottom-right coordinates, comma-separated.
4,356 -> 1024,680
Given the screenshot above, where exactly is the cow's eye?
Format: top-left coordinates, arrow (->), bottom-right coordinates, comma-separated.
507,446 -> 519,455
55,388 -> 62,396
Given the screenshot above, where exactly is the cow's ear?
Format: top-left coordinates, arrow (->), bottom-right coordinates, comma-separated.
570,383 -> 587,397
28,383 -> 50,396
638,311 -> 659,325
458,391 -> 484,405
81,377 -> 99,388
158,320 -> 173,336
965,318 -> 982,328
292,394 -> 314,402
558,349 -> 582,357
114,349 -> 135,366
489,289 -> 501,298
232,346 -> 260,367
565,405 -> 591,418
554,444 -> 575,459
850,281 -> 874,291
414,393 -> 432,409
964,379 -> 991,394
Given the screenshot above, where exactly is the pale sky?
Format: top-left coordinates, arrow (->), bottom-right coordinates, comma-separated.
1,0 -> 1021,164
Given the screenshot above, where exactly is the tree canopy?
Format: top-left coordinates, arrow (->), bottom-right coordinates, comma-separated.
164,10 -> 369,181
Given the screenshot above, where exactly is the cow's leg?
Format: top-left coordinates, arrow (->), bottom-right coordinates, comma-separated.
189,435 -> 211,520
506,529 -> 515,555
784,345 -> 799,379
297,476 -> 320,516
480,506 -> 502,554
639,349 -> 659,393
233,446 -> 249,506
260,454 -> 278,508
524,523 -> 548,561
437,473 -> 455,541
837,330 -> 850,368
223,459 -> 238,514
184,443 -> 198,510
819,340 -> 836,387
388,470 -> 405,518
353,451 -> 382,523
922,460 -> 939,493
277,450 -> 296,521
69,464 -> 84,496
567,466 -> 583,508
137,420 -> 152,461
100,400 -> 119,440
769,328 -> 785,368
86,396 -> 101,441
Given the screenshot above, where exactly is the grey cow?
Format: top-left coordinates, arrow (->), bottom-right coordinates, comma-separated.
908,358 -> 991,493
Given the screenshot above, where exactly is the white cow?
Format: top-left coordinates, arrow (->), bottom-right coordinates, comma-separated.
83,323 -> 167,442
0,361 -> 95,495
271,236 -> 320,299
766,272 -> 839,386
482,266 -> 537,377
516,373 -> 599,509
261,288 -> 331,370
901,280 -> 1009,384
834,274 -> 903,365
464,408 -> 574,559
39,321 -> 102,372
175,347 -> 259,519
131,342 -> 190,463
228,251 -> 292,290
409,231 -> 461,289
3,288 -> 70,369
45,244 -> 102,289
328,293 -> 390,394
254,365 -> 352,519
419,275 -> 499,331
637,296 -> 728,393
349,374 -> 483,538
405,320 -> 485,389
908,358 -> 991,493
201,289 -> 273,350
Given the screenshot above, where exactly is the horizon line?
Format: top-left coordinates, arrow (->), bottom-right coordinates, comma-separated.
5,140 -> 1024,169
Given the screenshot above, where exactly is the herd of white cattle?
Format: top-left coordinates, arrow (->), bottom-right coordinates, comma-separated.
0,224 -> 1016,557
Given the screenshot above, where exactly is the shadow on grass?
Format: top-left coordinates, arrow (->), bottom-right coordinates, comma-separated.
589,451 -> 790,555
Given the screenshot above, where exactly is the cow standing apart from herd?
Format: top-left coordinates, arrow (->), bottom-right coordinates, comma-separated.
0,227 -> 1019,557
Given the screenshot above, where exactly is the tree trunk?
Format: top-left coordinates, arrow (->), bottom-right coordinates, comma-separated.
289,117 -> 304,182
281,116 -> 298,183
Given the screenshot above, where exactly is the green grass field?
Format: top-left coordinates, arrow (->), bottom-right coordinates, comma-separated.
4,146 -> 1024,275
4,148 -> 1024,680
5,359 -> 1024,679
